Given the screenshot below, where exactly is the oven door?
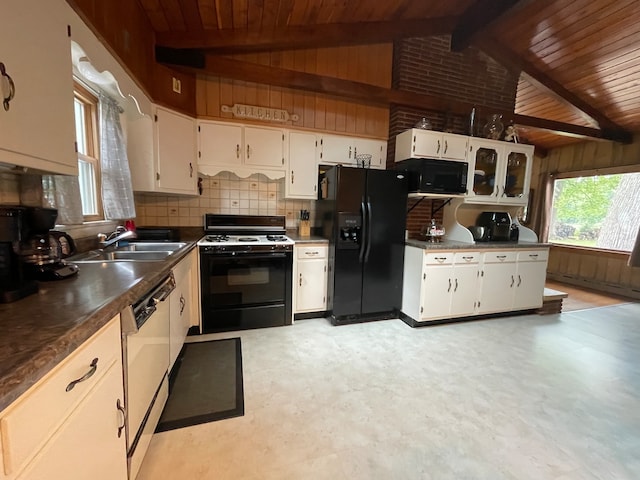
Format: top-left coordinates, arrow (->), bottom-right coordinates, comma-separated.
200,251 -> 292,333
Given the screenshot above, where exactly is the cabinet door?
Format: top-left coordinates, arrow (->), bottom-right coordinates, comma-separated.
286,131 -> 318,199
450,253 -> 480,317
478,252 -> 517,314
16,363 -> 127,480
244,126 -> 285,168
169,256 -> 192,371
467,138 -> 501,200
319,134 -> 355,165
295,258 -> 327,313
420,262 -> 454,321
198,121 -> 243,167
513,250 -> 548,310
441,133 -> 468,161
0,0 -> 76,175
412,130 -> 443,158
155,107 -> 197,194
498,143 -> 533,205
354,138 -> 386,169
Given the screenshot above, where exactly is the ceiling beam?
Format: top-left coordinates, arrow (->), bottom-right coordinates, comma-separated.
156,50 -> 624,143
474,36 -> 632,142
450,0 -> 528,52
155,17 -> 459,53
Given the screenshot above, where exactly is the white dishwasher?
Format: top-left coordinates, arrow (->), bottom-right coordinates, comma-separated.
121,273 -> 174,479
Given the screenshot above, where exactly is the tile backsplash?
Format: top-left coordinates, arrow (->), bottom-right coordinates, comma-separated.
134,172 -> 315,228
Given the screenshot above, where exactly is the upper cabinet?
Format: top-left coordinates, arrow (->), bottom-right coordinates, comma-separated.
0,0 -> 77,175
466,138 -> 533,206
318,134 -> 387,169
286,131 -> 318,200
197,121 -> 286,179
127,106 -> 197,195
394,129 -> 468,162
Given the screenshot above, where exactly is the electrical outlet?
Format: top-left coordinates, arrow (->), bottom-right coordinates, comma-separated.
172,77 -> 182,94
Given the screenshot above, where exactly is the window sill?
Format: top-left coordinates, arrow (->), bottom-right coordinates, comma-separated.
55,220 -> 118,239
549,243 -> 631,259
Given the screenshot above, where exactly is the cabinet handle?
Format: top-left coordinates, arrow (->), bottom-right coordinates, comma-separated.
247,144 -> 250,158
437,140 -> 441,154
529,254 -> 538,259
1,63 -> 16,111
236,144 -> 240,158
444,140 -> 448,154
179,294 -> 186,315
116,398 -> 126,438
462,256 -> 474,261
497,255 -> 506,260
447,278 -> 452,292
517,275 -> 522,287
510,275 -> 515,288
348,146 -> 352,159
66,358 -> 98,392
189,162 -> 193,178
299,273 -> 302,286
454,278 -> 458,292
435,256 -> 447,262
291,171 -> 294,184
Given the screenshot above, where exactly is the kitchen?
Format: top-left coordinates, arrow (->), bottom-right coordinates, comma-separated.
2,0 -> 640,479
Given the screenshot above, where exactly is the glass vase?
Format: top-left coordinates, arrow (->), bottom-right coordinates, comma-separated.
483,114 -> 504,140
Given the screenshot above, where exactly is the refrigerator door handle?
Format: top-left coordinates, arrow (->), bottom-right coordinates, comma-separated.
364,198 -> 373,262
359,199 -> 367,263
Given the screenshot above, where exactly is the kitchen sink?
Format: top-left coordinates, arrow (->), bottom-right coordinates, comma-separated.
69,242 -> 187,263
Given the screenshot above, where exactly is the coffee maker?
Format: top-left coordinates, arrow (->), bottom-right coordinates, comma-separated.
0,206 -> 38,303
18,207 -> 79,281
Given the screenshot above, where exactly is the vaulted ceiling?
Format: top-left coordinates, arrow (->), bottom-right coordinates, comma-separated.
135,0 -> 640,151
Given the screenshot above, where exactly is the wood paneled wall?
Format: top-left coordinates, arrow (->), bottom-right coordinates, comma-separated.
196,45 -> 393,138
533,135 -> 640,299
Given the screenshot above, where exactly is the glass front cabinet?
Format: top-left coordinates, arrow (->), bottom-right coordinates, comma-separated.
466,138 -> 533,206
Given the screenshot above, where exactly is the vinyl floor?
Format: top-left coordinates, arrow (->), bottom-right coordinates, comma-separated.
137,302 -> 640,480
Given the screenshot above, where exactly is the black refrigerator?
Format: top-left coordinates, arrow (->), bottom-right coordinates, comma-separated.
318,166 -> 408,325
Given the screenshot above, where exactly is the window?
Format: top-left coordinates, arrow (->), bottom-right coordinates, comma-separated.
74,82 -> 102,221
548,171 -> 640,252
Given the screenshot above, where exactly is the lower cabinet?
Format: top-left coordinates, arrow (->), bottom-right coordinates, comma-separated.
293,244 -> 328,316
169,249 -> 198,372
402,246 -> 548,325
0,316 -> 127,480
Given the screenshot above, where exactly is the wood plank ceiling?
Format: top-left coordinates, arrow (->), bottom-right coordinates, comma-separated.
136,0 -> 640,151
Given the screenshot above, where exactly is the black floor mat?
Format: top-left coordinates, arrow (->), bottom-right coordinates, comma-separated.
155,338 -> 244,432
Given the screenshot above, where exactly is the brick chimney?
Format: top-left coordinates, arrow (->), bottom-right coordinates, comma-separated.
388,36 -> 519,239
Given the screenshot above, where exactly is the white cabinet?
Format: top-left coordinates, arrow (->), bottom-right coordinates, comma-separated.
197,121 -> 285,178
513,249 -> 548,310
319,134 -> 387,169
403,250 -> 480,322
0,0 -> 77,175
0,317 -> 127,480
466,138 -> 533,206
293,244 -> 328,315
286,131 -> 318,199
402,246 -> 548,325
169,250 -> 196,371
394,129 -> 468,162
128,106 -> 197,195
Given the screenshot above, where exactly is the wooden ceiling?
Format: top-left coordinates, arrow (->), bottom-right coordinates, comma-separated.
136,0 -> 640,151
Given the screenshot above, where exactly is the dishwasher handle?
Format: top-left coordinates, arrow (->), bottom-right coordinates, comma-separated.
122,273 -> 176,334
152,274 -> 176,303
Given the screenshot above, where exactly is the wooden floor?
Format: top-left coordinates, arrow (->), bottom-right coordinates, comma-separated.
545,280 -> 633,312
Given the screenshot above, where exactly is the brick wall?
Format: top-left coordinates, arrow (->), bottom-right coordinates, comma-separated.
389,35 -> 519,239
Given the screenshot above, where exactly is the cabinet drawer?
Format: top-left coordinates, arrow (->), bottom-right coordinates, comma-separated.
483,251 -> 517,263
424,252 -> 454,265
517,250 -> 549,262
453,252 -> 480,264
1,318 -> 121,476
296,245 -> 327,259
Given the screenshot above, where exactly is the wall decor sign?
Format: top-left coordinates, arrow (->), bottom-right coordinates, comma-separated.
221,104 -> 299,122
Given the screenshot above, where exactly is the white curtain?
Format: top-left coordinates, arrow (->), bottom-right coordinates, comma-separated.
99,93 -> 136,220
41,175 -> 84,225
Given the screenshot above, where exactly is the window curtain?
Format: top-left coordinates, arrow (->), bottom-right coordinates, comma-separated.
41,175 -> 84,225
99,93 -> 136,220
529,171 -> 554,242
629,226 -> 640,267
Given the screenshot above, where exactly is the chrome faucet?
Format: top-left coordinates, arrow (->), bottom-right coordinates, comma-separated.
98,226 -> 136,249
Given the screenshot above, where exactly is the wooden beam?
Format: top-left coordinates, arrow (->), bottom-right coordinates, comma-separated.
158,53 -> 628,143
475,36 -> 632,142
450,0 -> 526,52
155,17 -> 459,52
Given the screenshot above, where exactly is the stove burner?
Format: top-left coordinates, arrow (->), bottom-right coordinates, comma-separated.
238,237 -> 259,242
266,235 -> 288,242
205,235 -> 229,242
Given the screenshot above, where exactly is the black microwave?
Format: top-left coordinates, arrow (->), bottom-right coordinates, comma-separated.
395,158 -> 468,195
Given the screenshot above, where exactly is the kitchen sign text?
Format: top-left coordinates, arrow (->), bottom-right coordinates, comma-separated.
221,104 -> 299,123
